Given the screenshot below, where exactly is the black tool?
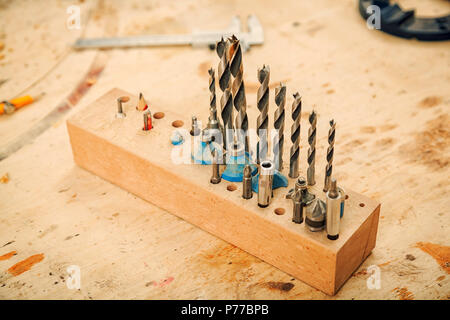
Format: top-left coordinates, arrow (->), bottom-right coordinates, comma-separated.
359,0 -> 450,41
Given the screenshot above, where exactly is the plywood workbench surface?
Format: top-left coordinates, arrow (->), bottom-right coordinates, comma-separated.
0,0 -> 449,299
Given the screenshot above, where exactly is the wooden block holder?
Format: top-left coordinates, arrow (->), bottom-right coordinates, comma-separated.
67,88 -> 380,295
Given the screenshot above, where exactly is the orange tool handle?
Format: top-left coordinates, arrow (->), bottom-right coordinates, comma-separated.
0,95 -> 34,115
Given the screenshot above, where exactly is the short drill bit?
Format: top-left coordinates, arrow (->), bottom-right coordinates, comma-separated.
242,164 -> 252,199
307,110 -> 317,186
289,93 -> 302,178
256,65 -> 270,164
273,83 -> 286,170
216,37 -> 233,151
228,36 -> 249,153
323,119 -> 336,192
190,116 -> 200,136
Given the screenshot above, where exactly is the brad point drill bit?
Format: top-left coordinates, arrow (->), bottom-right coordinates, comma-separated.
228,36 -> 249,153
289,93 -> 302,178
256,65 -> 270,164
323,119 -> 336,192
216,37 -> 233,151
307,110 -> 317,185
273,83 -> 286,170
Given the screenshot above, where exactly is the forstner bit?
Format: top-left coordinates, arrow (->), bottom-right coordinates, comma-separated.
289,93 -> 302,178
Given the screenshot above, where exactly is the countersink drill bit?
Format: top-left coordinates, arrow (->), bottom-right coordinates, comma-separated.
228,36 -> 249,153
256,65 -> 270,164
289,93 -> 302,178
273,83 -> 286,170
216,37 -> 233,152
323,119 -> 336,192
307,110 -> 317,186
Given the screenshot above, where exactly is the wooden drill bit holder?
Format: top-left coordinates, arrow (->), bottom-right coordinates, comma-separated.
67,88 -> 380,295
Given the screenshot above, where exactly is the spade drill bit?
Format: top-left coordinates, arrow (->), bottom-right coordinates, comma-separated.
307,110 -> 317,186
228,36 -> 249,153
256,65 -> 270,164
289,93 -> 302,178
216,37 -> 233,151
273,83 -> 286,170
323,119 -> 336,192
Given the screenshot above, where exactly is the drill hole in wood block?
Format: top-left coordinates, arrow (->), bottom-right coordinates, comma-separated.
274,208 -> 285,215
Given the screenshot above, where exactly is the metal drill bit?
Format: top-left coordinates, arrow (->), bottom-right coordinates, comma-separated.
190,116 -> 200,136
273,83 -> 286,170
256,65 -> 270,164
216,37 -> 233,151
326,178 -> 341,240
210,149 -> 221,184
307,110 -> 317,185
137,92 -> 148,111
289,93 -> 302,178
208,68 -> 218,125
116,96 -> 129,118
143,111 -> 152,131
323,119 -> 336,192
242,164 -> 252,199
228,36 -> 249,153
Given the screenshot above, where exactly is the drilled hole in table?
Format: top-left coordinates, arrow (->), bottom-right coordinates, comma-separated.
227,184 -> 237,192
274,208 -> 285,215
345,195 -> 349,200
359,203 -> 365,207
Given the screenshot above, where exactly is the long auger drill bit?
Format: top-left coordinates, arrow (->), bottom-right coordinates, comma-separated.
256,65 -> 270,164
273,83 -> 286,171
323,119 -> 336,192
289,92 -> 302,178
216,37 -> 233,152
228,36 -> 249,153
307,110 -> 317,186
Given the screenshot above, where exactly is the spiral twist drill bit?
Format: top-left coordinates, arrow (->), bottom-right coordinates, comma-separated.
289,92 -> 302,178
273,83 -> 286,170
216,37 -> 233,151
228,36 -> 249,153
307,110 -> 317,185
323,119 -> 336,192
208,68 -> 217,121
256,65 -> 270,164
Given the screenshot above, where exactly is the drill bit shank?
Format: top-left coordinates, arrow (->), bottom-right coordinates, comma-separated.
289,93 -> 301,178
228,36 -> 249,153
323,119 -> 336,192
